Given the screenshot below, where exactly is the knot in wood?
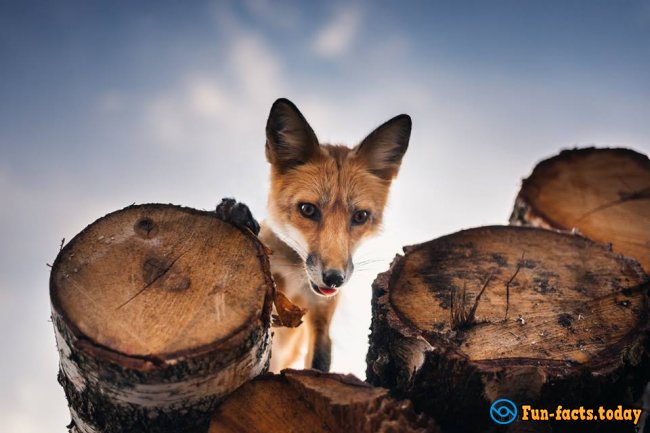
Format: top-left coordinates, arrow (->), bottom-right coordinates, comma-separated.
134,217 -> 158,238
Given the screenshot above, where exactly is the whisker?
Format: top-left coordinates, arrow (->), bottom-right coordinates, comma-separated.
354,269 -> 381,274
354,265 -> 384,271
355,260 -> 386,267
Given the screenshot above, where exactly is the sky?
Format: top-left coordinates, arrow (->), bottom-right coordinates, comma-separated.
1,1 -> 649,432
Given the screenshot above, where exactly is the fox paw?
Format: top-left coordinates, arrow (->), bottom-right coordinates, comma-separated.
215,198 -> 261,236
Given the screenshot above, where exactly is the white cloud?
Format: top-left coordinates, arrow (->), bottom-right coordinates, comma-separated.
312,6 -> 362,59
229,34 -> 285,106
134,0 -> 290,149
187,76 -> 226,118
139,26 -> 286,150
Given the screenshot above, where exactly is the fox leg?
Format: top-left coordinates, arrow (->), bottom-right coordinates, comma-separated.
215,198 -> 260,235
305,297 -> 339,372
306,321 -> 331,371
269,325 -> 306,372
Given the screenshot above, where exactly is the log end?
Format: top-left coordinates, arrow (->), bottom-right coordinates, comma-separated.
210,369 -> 440,433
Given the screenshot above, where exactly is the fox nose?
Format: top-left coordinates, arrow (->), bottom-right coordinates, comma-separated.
323,270 -> 345,288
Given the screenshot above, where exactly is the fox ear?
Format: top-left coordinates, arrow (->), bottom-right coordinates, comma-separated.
266,98 -> 320,172
356,114 -> 411,180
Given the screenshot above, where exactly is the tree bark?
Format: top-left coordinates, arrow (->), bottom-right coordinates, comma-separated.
50,204 -> 274,433
510,147 -> 650,273
209,369 -> 439,433
366,226 -> 650,433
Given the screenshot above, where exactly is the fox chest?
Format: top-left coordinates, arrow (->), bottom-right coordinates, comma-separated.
270,264 -> 311,308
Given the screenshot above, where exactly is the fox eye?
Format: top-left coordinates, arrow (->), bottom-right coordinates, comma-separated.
298,203 -> 319,220
352,210 -> 370,225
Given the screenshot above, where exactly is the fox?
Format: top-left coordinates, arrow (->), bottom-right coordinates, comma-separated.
217,98 -> 411,372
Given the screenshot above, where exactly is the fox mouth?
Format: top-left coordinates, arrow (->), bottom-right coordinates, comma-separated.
309,281 -> 338,297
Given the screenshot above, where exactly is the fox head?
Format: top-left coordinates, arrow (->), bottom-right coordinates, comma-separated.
265,98 -> 410,297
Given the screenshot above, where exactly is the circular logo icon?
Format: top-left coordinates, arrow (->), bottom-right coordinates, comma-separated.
490,399 -> 518,425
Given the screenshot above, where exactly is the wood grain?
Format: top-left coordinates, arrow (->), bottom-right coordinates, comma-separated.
54,204 -> 269,356
209,369 -> 439,433
367,226 -> 650,433
51,204 -> 274,433
390,226 -> 646,364
511,147 -> 650,273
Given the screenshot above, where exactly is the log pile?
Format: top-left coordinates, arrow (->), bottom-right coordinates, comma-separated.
366,226 -> 650,432
50,204 -> 274,433
50,147 -> 650,433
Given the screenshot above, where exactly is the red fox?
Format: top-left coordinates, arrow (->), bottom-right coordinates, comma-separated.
217,98 -> 410,372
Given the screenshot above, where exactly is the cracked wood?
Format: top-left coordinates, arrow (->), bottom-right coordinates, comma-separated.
366,225 -> 650,433
209,369 -> 439,433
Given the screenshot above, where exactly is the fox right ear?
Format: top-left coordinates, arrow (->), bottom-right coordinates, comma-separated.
355,114 -> 411,181
265,98 -> 320,172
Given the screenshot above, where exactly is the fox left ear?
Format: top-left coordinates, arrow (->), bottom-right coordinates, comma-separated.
265,98 -> 320,173
355,114 -> 411,180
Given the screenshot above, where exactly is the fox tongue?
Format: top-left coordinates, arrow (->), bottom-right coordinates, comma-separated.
319,286 -> 337,295
310,281 -> 338,296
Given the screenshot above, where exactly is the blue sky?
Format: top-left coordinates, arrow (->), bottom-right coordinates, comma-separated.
1,1 -> 649,431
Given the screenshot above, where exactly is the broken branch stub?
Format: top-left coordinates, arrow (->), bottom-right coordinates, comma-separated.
366,226 -> 650,433
272,289 -> 307,328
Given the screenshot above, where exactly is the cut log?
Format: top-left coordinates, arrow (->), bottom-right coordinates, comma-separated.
366,226 -> 650,433
209,369 -> 439,433
510,147 -> 650,273
50,204 -> 274,433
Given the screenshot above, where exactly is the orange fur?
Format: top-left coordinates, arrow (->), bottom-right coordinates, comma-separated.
260,98 -> 410,371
